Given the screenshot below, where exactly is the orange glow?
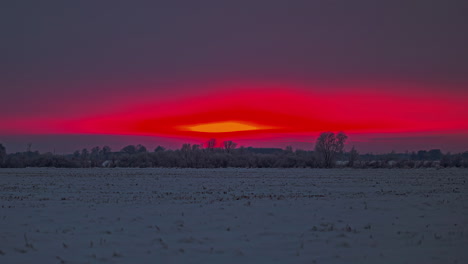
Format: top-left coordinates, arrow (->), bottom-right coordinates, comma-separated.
1,82 -> 467,151
184,121 -> 273,133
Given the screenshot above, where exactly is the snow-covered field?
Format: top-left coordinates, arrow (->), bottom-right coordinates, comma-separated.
0,168 -> 467,264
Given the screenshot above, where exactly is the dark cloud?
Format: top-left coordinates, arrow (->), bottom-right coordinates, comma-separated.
2,0 -> 467,84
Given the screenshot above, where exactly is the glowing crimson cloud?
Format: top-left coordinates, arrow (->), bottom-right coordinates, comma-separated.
1,82 -> 467,151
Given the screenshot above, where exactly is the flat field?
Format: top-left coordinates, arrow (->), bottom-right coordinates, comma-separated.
0,168 -> 467,264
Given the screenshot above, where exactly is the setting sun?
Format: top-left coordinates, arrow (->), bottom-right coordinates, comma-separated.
185,121 -> 271,133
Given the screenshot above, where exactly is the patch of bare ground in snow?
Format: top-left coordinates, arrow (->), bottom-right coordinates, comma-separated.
0,168 -> 467,263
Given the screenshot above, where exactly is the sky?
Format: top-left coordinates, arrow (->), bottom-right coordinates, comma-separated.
1,0 -> 468,153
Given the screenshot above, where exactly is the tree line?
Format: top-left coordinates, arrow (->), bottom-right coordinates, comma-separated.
1,132 -> 467,168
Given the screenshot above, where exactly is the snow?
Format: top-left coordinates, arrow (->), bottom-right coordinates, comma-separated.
0,168 -> 467,263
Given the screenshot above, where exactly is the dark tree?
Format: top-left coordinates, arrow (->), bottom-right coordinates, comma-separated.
81,148 -> 89,159
417,150 -> 427,160
348,146 -> 359,167
427,149 -> 442,160
314,132 -> 348,168
90,146 -> 101,166
206,138 -> 216,151
80,148 -> 90,167
136,144 -> 147,153
91,146 -> 100,158
223,141 -> 237,153
0,143 -> 6,166
191,144 -> 202,151
100,146 -> 111,160
122,145 -> 137,155
154,146 -> 165,152
181,144 -> 191,152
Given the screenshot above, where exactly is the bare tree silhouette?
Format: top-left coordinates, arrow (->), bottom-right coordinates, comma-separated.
122,145 -> 137,155
223,141 -> 237,153
348,146 -> 359,167
314,132 -> 348,168
206,138 -> 216,151
0,143 -> 6,166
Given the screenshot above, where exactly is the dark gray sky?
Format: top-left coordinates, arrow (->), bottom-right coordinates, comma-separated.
2,1 -> 468,97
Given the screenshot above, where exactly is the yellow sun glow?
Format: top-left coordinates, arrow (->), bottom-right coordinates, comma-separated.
186,121 -> 270,133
